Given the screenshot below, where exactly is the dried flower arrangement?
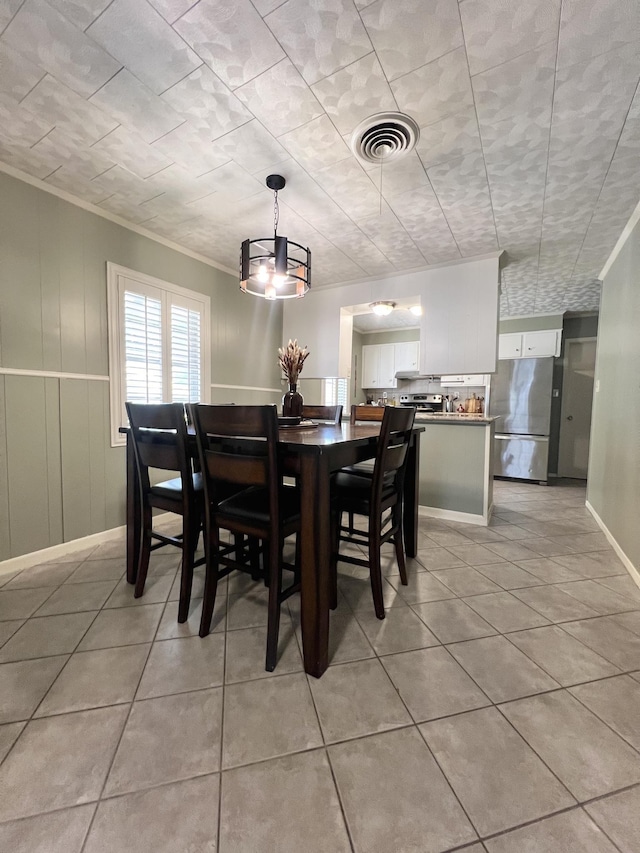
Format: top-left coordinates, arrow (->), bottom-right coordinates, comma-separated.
278,339 -> 310,385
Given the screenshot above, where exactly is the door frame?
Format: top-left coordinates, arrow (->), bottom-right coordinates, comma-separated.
558,336 -> 597,480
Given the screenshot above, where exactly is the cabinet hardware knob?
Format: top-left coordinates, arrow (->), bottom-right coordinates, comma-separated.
567,415 -> 573,421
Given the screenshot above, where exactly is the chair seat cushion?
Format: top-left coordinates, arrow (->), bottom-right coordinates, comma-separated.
340,459 -> 375,477
334,469 -> 395,493
217,486 -> 300,526
151,472 -> 202,500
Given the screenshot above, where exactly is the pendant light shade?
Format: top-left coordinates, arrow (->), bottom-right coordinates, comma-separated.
240,175 -> 311,300
369,301 -> 396,316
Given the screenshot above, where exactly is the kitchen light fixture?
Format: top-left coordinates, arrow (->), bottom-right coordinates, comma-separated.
240,175 -> 311,300
409,305 -> 423,316
369,301 -> 396,316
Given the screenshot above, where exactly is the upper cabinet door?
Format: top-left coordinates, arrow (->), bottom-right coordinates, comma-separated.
498,333 -> 523,358
361,345 -> 380,388
378,344 -> 397,388
522,330 -> 561,357
394,341 -> 419,372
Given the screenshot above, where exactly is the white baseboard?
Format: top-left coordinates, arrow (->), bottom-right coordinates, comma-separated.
585,500 -> 640,588
419,504 -> 491,527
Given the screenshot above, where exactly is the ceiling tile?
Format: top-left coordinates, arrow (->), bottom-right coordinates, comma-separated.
209,120 -> 289,174
45,167 -> 113,203
389,185 -> 461,261
32,127 -> 115,180
0,41 -> 45,101
190,160 -> 264,201
97,192 -> 157,224
90,125 -> 173,179
361,0 -> 463,81
460,0 -> 560,76
327,226 -> 396,275
174,0 -> 285,90
90,164 -> 162,205
20,74 -> 118,146
139,163 -> 221,205
366,152 -> 430,199
416,108 -> 482,169
89,69 -> 184,143
146,0 -> 199,25
311,52 -> 396,136
161,65 -> 251,141
0,92 -> 54,145
0,135 -> 59,179
0,0 -> 121,97
151,120 -> 230,174
355,205 -> 426,266
236,58 -> 324,136
390,46 -> 473,128
265,0 -> 372,85
312,156 -> 380,219
251,0 -> 286,14
278,114 -> 351,172
0,1 -> 23,32
557,0 -> 640,70
45,0 -> 112,29
86,0 -> 201,95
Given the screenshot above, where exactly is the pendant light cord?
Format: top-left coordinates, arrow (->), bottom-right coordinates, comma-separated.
273,189 -> 279,238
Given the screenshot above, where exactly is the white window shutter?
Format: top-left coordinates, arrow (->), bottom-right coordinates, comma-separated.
123,291 -> 163,403
170,303 -> 202,402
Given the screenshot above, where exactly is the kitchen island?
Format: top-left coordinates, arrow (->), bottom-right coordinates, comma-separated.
415,413 -> 499,525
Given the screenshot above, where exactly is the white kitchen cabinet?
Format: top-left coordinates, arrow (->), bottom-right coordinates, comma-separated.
394,340 -> 419,373
498,330 -> 561,359
440,374 -> 488,387
361,344 -> 397,389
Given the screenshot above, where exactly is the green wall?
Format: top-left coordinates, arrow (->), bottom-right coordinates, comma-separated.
499,314 -> 564,334
588,216 -> 640,569
360,328 -> 420,346
0,172 -> 282,559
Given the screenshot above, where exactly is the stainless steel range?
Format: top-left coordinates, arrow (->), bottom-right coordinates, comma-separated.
399,394 -> 444,413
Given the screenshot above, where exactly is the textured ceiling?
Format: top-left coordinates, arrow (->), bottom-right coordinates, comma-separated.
352,308 -> 420,333
1,0 -> 639,316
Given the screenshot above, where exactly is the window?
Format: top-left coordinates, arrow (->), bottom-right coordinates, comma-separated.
107,263 -> 210,446
323,377 -> 348,410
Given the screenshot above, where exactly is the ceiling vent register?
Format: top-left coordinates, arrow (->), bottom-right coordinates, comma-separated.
350,112 -> 420,164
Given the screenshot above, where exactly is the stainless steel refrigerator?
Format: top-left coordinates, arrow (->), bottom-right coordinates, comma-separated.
490,357 -> 554,482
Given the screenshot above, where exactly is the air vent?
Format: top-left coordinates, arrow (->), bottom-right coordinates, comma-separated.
350,112 -> 420,164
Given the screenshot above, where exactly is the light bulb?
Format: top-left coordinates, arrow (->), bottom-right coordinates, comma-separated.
265,282 -> 276,300
272,274 -> 286,287
257,264 -> 269,283
409,305 -> 423,316
370,301 -> 396,316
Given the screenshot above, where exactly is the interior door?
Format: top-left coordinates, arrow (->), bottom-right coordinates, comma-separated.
558,338 -> 597,479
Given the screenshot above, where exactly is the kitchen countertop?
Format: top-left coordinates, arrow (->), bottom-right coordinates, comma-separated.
413,413 -> 499,425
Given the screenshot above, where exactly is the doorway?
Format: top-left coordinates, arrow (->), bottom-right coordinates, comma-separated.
558,338 -> 597,479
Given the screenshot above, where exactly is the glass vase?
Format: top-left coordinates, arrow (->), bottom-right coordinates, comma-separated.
282,383 -> 303,417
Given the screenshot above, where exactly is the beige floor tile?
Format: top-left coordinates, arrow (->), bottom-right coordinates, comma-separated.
0,620 -> 23,647
492,524 -> 535,541
223,673 -> 321,768
325,611 -> 375,664
0,571 -> 20,587
512,585 -> 599,622
555,580 -> 637,615
585,787 -> 640,853
226,623 -> 303,683
157,594 -> 226,637
308,658 -> 411,743
220,750 -> 350,853
85,539 -> 127,561
412,599 -> 496,643
476,561 -> 543,589
516,537 -> 579,557
485,808 -> 619,852
485,540 -> 544,562
338,574 -> 406,610
330,727 -> 477,853
78,604 -> 163,651
448,635 -> 559,702
0,587 -> 55,621
226,588 -> 290,629
562,617 -> 640,670
136,633 -> 225,699
65,558 -> 126,583
104,573 -> 174,608
85,774 -> 220,853
448,543 -> 508,566
35,645 -> 150,717
428,529 -> 475,546
507,625 -> 619,686
0,612 -> 97,663
355,606 -> 439,655
415,547 -> 466,570
0,721 -> 26,762
569,675 -> 640,750
0,705 -> 128,821
105,688 -> 222,795
464,591 -> 550,632
0,804 -> 96,853
550,533 -> 611,553
382,646 -> 489,722
514,557 -> 582,582
387,571 -> 455,605
421,706 -> 575,836
610,610 -> 640,636
597,575 -> 640,600
168,567 -> 210,600
0,656 -> 68,723
3,562 -> 80,589
35,581 -> 117,616
553,552 -> 628,579
433,566 -> 503,596
501,690 -> 640,800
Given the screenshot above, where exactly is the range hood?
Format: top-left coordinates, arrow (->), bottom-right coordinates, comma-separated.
395,371 -> 440,380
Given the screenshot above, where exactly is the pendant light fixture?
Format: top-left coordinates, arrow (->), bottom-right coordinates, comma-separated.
240,175 -> 311,300
369,301 -> 396,316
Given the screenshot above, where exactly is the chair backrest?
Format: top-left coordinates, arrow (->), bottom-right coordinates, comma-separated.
189,404 -> 281,525
350,404 -> 385,424
126,402 -> 193,499
302,404 -> 342,424
371,406 -> 416,504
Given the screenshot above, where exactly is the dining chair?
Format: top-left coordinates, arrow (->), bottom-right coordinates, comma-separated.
331,405 -> 416,618
350,404 -> 386,424
125,402 -> 204,623
190,403 -> 301,672
301,404 -> 342,423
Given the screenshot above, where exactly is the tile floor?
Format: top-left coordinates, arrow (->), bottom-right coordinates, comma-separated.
1,480 -> 640,852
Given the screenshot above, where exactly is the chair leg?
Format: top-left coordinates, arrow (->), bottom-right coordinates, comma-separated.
369,517 -> 385,620
134,505 -> 153,599
199,525 -> 220,637
265,536 -> 283,672
394,507 -> 408,587
178,511 -> 200,623
248,537 -> 262,581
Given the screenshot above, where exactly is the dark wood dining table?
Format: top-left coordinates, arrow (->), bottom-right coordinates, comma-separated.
124,421 -> 423,678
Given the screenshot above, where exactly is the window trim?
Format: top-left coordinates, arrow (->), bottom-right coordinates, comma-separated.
107,262 -> 211,447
